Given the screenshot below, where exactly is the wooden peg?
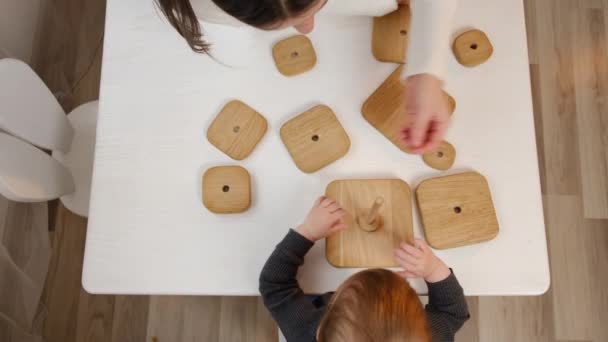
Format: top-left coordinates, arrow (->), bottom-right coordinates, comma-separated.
358,197 -> 384,232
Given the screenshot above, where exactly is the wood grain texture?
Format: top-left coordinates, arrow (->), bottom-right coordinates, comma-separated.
280,105 -> 350,173
534,0 -> 581,195
416,172 -> 499,249
362,66 -> 455,154
572,8 -> 608,218
75,291 -> 114,342
422,141 -> 456,171
455,297 -> 479,342
478,295 -> 554,342
452,29 -> 494,67
272,35 -> 317,77
146,296 -> 221,342
372,5 -> 411,63
325,179 -> 413,267
202,166 -> 251,214
110,296 -> 150,342
207,100 -> 268,161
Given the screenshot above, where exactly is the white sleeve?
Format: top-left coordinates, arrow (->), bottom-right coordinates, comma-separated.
403,0 -> 457,81
321,0 -> 398,17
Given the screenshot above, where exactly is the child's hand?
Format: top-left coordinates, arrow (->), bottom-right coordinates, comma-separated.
296,196 -> 348,242
394,238 -> 451,283
400,73 -> 450,154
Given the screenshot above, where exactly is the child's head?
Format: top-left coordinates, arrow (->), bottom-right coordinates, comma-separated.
317,268 -> 430,342
155,0 -> 326,53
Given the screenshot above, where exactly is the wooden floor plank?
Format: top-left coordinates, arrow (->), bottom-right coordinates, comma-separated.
545,195 -> 594,340
75,291 -> 115,342
572,7 -> 608,219
111,296 -> 150,342
535,0 -> 582,195
478,295 -> 554,342
255,297 -> 279,342
146,296 -> 221,342
587,220 -> 608,341
42,205 -> 88,342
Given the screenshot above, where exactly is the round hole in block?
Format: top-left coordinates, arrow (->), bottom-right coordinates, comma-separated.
454,206 -> 462,214
291,51 -> 299,58
222,185 -> 230,193
233,126 -> 240,133
470,43 -> 478,50
400,29 -> 407,36
437,151 -> 444,158
311,134 -> 319,142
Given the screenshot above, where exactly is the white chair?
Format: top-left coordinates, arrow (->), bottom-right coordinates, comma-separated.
0,58 -> 97,217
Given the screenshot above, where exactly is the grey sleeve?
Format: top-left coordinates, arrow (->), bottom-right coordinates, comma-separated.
425,270 -> 470,342
259,229 -> 324,342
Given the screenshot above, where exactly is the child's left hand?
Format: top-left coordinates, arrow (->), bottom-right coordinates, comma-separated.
296,196 -> 348,242
394,238 -> 451,283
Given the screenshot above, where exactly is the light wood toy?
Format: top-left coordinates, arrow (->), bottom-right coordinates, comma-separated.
272,35 -> 317,77
202,166 -> 251,214
280,105 -> 350,173
416,172 -> 499,249
372,5 -> 411,63
453,29 -> 494,67
326,179 -> 414,268
362,65 -> 456,154
422,141 -> 456,171
207,100 -> 268,161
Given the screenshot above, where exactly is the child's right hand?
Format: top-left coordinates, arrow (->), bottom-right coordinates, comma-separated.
296,196 -> 348,242
394,238 -> 451,283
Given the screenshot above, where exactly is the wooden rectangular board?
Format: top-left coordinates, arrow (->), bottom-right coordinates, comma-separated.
325,179 -> 414,268
362,65 -> 455,154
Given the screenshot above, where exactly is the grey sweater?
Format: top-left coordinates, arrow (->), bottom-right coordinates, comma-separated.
259,229 -> 470,342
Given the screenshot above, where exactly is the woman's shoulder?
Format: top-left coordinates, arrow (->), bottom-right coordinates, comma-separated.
190,0 -> 245,26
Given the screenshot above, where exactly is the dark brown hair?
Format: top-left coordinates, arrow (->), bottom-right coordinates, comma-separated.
155,0 -> 318,54
317,269 -> 431,342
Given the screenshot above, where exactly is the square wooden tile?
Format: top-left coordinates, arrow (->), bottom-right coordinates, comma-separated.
362,65 -> 456,154
272,35 -> 317,77
416,172 -> 499,249
280,105 -> 350,173
207,100 -> 268,160
202,166 -> 251,214
325,179 -> 414,268
372,5 -> 411,63
453,29 -> 494,67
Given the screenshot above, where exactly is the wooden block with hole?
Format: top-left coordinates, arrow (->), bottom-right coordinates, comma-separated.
416,172 -> 499,249
362,65 -> 455,154
280,105 -> 350,173
207,100 -> 268,160
272,35 -> 317,76
325,179 -> 414,268
202,166 -> 251,214
422,141 -> 456,170
372,5 -> 411,63
453,29 -> 493,67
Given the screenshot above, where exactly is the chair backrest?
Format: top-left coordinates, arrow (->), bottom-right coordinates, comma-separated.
0,58 -> 74,152
0,133 -> 75,202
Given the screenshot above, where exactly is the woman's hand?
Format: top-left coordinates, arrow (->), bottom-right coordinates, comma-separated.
395,238 -> 451,283
400,73 -> 450,154
296,196 -> 348,242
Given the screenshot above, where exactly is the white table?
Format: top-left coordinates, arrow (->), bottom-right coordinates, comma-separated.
83,0 -> 550,296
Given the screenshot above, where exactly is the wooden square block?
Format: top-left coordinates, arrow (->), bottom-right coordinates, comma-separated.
207,100 -> 268,160
202,166 -> 251,214
372,5 -> 411,63
416,172 -> 499,249
453,29 -> 494,67
272,35 -> 317,77
280,105 -> 350,173
362,66 -> 455,154
326,179 -> 414,268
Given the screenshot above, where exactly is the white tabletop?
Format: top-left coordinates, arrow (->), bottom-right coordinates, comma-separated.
83,0 -> 550,296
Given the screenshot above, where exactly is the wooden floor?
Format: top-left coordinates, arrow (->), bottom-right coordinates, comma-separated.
2,0 -> 606,341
